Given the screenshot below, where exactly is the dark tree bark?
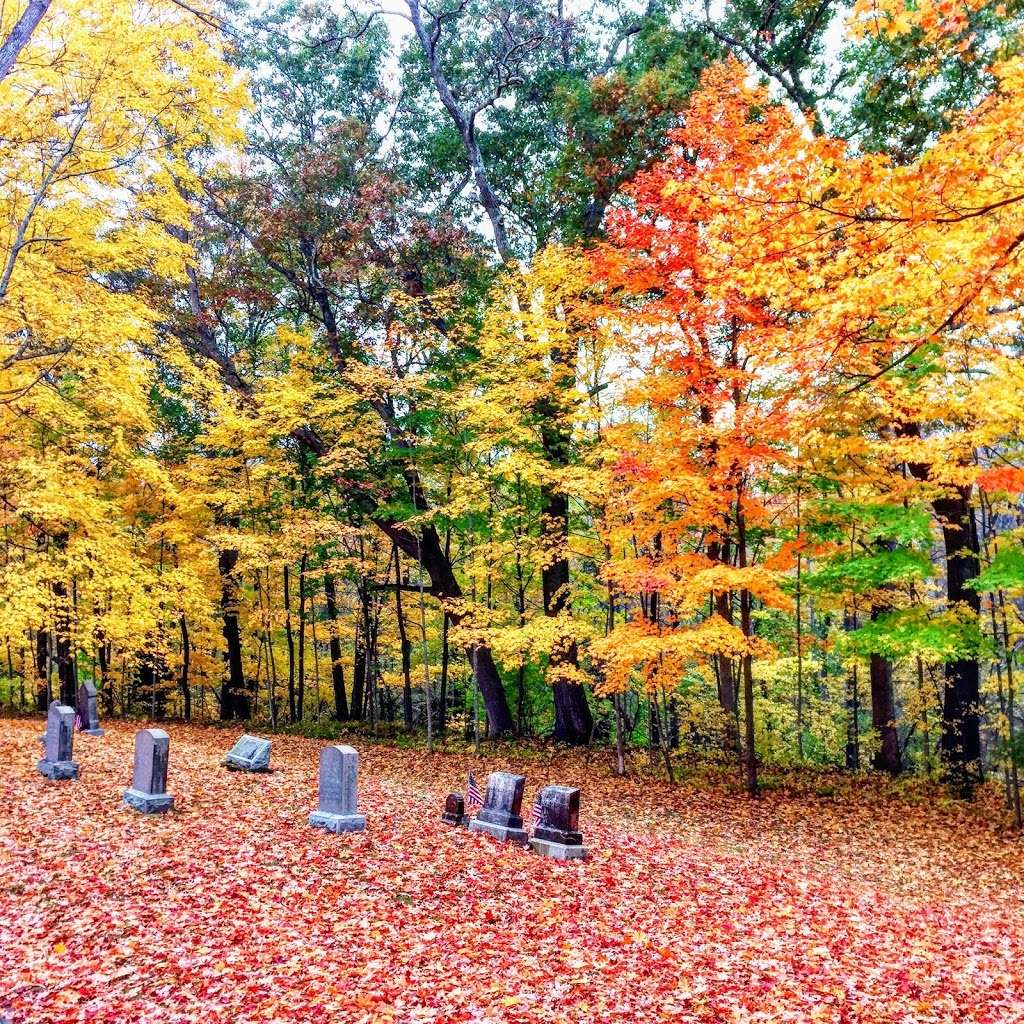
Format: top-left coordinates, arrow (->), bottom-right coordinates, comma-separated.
538,360 -> 592,744
323,572 -> 349,720
392,548 -> 414,728
349,580 -> 370,721
98,636 -> 113,715
934,488 -> 983,793
737,511 -> 758,796
218,544 -> 251,720
707,539 -> 740,751
869,650 -> 901,774
34,627 -> 48,710
283,565 -> 296,723
844,612 -> 861,770
899,423 -> 982,794
179,615 -> 191,722
296,552 -> 307,722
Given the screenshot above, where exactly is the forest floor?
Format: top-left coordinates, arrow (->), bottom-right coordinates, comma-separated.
1,719 -> 1023,1024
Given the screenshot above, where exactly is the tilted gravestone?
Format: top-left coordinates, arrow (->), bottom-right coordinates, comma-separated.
467,771 -> 528,845
529,785 -> 587,860
224,734 -> 271,772
441,792 -> 466,827
39,698 -> 58,748
37,702 -> 79,780
123,729 -> 174,813
309,745 -> 366,833
76,681 -> 104,736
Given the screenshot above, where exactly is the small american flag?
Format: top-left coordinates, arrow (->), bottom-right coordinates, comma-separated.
530,793 -> 544,829
73,713 -> 82,732
467,772 -> 483,809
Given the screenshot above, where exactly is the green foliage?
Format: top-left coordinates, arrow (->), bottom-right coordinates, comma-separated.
806,501 -> 934,545
804,547 -> 933,594
840,607 -> 986,662
972,545 -> 1024,593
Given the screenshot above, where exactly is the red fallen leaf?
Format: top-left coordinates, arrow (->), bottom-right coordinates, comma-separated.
2,720 -> 1024,1024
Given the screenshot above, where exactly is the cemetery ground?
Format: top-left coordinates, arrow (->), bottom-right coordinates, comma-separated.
2,720 -> 1024,1024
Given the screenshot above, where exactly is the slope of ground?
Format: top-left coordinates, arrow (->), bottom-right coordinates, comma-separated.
1,719 -> 1023,1024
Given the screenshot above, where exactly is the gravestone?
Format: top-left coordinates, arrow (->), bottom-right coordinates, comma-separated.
224,734 -> 271,772
39,697 -> 58,748
529,785 -> 587,860
123,729 -> 174,813
37,702 -> 79,780
309,745 -> 366,833
467,771 -> 528,844
76,681 -> 104,736
441,792 -> 466,827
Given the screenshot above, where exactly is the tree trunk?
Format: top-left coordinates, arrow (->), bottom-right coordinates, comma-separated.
179,616 -> 191,722
219,543 -> 250,720
737,511 -> 758,796
708,539 -> 740,751
296,552 -> 307,722
34,628 -> 49,709
438,607 -> 450,733
376,517 -> 514,736
899,423 -> 982,795
283,565 -> 296,723
869,638 -> 901,774
393,549 -> 414,728
349,581 -> 370,721
0,0 -> 51,83
845,612 -> 861,769
934,488 -> 982,794
323,572 -> 348,720
541,489 -> 592,744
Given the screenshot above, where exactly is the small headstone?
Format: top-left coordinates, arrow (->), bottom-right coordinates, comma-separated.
76,681 -> 104,736
529,785 -> 587,860
37,702 -> 79,780
441,791 -> 466,827
309,745 -> 366,833
224,734 -> 271,772
467,771 -> 529,845
123,729 -> 174,813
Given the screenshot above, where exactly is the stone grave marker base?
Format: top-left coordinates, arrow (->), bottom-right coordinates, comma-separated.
124,788 -> 174,814
309,810 -> 366,833
530,837 -> 587,860
468,818 -> 529,845
81,728 -> 105,737
37,758 -> 79,781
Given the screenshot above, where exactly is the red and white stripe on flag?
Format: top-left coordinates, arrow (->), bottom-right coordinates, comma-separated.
530,795 -> 544,828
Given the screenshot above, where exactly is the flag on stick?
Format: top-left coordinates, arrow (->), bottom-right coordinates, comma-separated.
467,772 -> 483,809
530,793 -> 544,829
73,713 -> 82,732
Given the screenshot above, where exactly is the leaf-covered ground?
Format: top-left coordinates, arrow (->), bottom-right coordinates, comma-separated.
2,720 -> 1023,1024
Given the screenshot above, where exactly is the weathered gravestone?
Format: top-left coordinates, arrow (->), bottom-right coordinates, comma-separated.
467,771 -> 528,844
123,729 -> 174,813
309,745 -> 366,833
529,784 -> 587,860
37,702 -> 79,780
224,734 -> 271,772
441,792 -> 466,827
76,681 -> 104,736
39,697 -> 58,748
